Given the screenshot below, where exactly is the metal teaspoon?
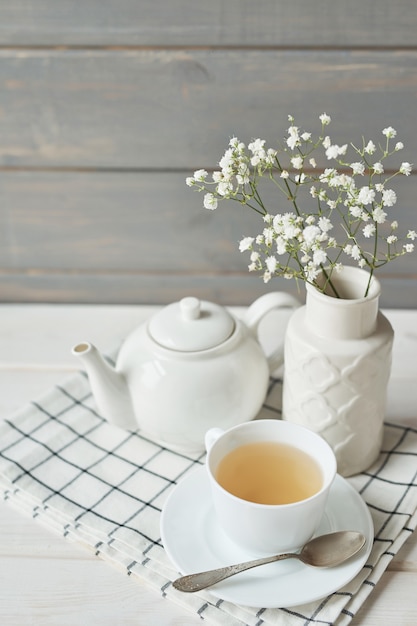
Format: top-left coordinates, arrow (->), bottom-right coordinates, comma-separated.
172,530 -> 366,592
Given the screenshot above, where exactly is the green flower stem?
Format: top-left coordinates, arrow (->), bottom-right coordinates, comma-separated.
319,265 -> 340,298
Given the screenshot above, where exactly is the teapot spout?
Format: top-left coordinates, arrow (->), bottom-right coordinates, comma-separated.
72,342 -> 136,431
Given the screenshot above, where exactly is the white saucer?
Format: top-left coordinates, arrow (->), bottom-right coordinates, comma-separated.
160,466 -> 373,608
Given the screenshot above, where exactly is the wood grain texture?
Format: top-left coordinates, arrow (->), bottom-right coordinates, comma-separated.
0,0 -> 416,47
1,272 -> 416,308
1,170 -> 416,306
0,3 -> 416,305
2,171 -> 416,273
0,49 -> 416,168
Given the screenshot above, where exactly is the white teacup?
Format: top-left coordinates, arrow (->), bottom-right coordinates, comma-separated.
205,419 -> 337,555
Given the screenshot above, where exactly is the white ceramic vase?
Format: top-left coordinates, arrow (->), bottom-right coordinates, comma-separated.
282,266 -> 394,477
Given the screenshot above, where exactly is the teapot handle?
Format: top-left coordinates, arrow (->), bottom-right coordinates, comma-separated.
244,292 -> 300,373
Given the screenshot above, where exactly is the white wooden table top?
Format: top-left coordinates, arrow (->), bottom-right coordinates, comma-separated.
0,304 -> 416,625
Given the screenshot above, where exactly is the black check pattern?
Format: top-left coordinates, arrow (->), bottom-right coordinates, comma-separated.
0,371 -> 416,626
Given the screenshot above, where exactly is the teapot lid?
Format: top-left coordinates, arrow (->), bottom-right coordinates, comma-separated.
148,297 -> 235,351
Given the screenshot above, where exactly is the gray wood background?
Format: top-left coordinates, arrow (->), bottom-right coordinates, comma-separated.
1,1 -> 416,307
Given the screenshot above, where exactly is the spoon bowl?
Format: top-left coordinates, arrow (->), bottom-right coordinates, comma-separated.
173,530 -> 366,593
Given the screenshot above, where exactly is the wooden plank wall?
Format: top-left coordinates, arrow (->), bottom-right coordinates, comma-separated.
0,1 -> 416,307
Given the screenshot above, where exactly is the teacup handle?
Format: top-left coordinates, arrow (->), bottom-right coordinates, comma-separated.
244,292 -> 300,373
205,428 -> 224,452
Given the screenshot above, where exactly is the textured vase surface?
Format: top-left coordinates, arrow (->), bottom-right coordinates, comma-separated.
282,266 -> 394,477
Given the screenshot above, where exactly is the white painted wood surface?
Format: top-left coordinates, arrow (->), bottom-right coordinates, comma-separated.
0,304 -> 416,625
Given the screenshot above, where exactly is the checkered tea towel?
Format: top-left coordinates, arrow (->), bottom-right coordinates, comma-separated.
0,370 -> 416,626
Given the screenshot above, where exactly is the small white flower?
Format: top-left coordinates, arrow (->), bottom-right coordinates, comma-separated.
407,230 -> 417,240
280,170 -> 289,179
313,249 -> 327,265
309,157 -> 317,168
203,193 -> 218,210
236,170 -> 250,185
229,137 -> 244,150
265,256 -> 277,273
301,132 -> 311,141
363,223 -> 376,238
248,138 -> 269,168
302,225 -> 321,246
319,113 -> 331,125
400,162 -> 412,176
322,136 -> 331,149
391,220 -> 399,230
239,237 -> 254,252
282,220 -> 301,239
325,143 -> 348,160
404,243 -> 414,253
219,153 -> 233,172
387,235 -> 397,244
295,173 -> 306,183
357,186 -> 375,205
358,258 -> 367,268
263,227 -> 275,246
276,236 -> 287,255
185,177 -> 194,187
351,245 -> 361,260
349,205 -> 362,218
248,138 -> 265,153
194,169 -> 208,181
291,156 -> 303,170
287,126 -> 300,150
305,264 -> 320,281
351,162 -> 365,175
383,126 -> 397,138
373,162 -> 384,174
250,251 -> 260,261
372,207 -> 387,224
217,181 -> 233,196
364,140 -> 376,155
318,216 -> 333,232
395,142 -> 404,151
263,271 -> 272,283
382,189 -> 397,207
266,148 -> 277,164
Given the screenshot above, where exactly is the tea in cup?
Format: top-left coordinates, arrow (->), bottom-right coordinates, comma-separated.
205,419 -> 337,554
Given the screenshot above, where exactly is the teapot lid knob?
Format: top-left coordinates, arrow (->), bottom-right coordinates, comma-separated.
148,297 -> 235,351
180,297 -> 201,320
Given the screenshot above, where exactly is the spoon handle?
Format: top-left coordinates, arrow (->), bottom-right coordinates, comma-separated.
172,552 -> 297,592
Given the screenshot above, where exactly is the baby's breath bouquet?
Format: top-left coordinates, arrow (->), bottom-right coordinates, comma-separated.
186,113 -> 415,298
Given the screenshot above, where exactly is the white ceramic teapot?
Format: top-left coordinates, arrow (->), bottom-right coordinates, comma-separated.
72,293 -> 299,452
